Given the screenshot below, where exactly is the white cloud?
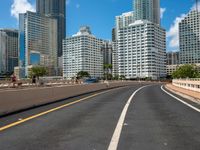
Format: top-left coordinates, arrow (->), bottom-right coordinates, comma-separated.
160,8 -> 166,19
166,14 -> 186,48
166,2 -> 200,50
11,0 -> 35,20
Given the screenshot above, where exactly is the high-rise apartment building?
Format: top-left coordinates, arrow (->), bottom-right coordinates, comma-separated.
36,0 -> 66,57
19,11 -> 58,78
63,26 -> 105,79
134,0 -> 160,25
179,10 -> 200,64
118,20 -> 166,79
0,29 -> 18,74
114,0 -> 166,79
115,11 -> 134,39
112,12 -> 134,77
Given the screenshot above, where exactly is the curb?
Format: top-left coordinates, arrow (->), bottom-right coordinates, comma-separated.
164,85 -> 200,105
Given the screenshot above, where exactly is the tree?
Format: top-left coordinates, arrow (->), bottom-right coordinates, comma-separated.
77,71 -> 90,79
104,64 -> 112,80
119,75 -> 126,80
30,66 -> 48,79
172,64 -> 199,79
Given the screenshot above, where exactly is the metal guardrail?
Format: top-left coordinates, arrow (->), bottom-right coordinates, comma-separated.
172,78 -> 200,92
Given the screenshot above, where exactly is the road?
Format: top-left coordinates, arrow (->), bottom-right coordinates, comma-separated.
0,83 -> 200,150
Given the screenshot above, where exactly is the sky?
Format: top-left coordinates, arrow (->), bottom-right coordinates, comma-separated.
0,0 -> 199,52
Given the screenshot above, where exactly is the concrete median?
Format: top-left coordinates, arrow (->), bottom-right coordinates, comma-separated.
0,81 -> 142,117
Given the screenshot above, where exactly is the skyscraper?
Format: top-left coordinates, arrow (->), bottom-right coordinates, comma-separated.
36,0 -> 66,57
134,0 -> 160,25
0,29 -> 18,74
19,11 -> 57,78
117,20 -> 166,79
179,10 -> 200,64
114,0 -> 166,79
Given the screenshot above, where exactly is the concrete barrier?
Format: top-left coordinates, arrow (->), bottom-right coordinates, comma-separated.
172,79 -> 200,92
0,81 -> 143,117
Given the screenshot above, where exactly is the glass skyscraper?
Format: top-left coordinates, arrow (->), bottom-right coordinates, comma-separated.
36,0 -> 66,57
19,11 -> 58,78
0,29 -> 18,74
133,0 -> 160,25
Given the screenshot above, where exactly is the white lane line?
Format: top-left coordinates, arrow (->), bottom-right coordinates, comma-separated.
161,85 -> 200,113
107,85 -> 149,150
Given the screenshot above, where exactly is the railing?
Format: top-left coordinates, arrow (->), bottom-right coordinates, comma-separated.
172,78 -> 200,92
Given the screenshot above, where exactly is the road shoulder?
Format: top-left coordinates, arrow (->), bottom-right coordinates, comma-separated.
165,83 -> 200,105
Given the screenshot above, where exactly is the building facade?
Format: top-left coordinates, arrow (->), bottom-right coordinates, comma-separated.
63,26 -> 105,79
0,29 -> 18,75
114,0 -> 166,79
179,10 -> 200,64
133,0 -> 160,25
166,51 -> 179,76
36,0 -> 66,57
167,51 -> 179,65
19,11 -> 58,78
115,11 -> 134,39
117,20 -> 166,79
102,41 -> 112,65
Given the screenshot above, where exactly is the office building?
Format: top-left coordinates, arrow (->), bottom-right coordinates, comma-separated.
167,51 -> 179,65
102,41 -> 112,65
63,26 -> 105,79
112,28 -> 116,42
0,29 -> 18,74
112,41 -> 119,77
19,11 -> 58,78
134,0 -> 160,25
179,10 -> 200,64
117,20 -> 166,79
166,51 -> 179,76
36,0 -> 66,57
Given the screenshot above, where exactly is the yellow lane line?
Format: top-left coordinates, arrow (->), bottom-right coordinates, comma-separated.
0,90 -> 110,132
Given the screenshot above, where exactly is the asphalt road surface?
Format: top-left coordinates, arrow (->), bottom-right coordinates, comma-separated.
0,83 -> 200,150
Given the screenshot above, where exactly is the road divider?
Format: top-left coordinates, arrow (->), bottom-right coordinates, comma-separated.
0,82 -> 142,117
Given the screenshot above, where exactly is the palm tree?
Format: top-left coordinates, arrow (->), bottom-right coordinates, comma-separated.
104,64 -> 112,80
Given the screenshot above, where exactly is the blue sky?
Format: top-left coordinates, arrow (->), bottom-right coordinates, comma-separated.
0,0 -> 198,51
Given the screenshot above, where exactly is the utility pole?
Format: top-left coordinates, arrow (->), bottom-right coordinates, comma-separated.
196,0 -> 199,12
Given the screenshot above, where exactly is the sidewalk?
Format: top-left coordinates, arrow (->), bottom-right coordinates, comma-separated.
165,83 -> 200,104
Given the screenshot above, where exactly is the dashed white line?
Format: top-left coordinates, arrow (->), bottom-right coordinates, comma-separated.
161,85 -> 200,113
107,85 -> 149,150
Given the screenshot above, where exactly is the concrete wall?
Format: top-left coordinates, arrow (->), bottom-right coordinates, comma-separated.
173,79 -> 200,92
0,81 -> 141,116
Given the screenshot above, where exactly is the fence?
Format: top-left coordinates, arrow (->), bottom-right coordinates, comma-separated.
172,78 -> 200,92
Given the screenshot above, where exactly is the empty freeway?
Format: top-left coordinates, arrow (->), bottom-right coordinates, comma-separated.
0,83 -> 200,150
